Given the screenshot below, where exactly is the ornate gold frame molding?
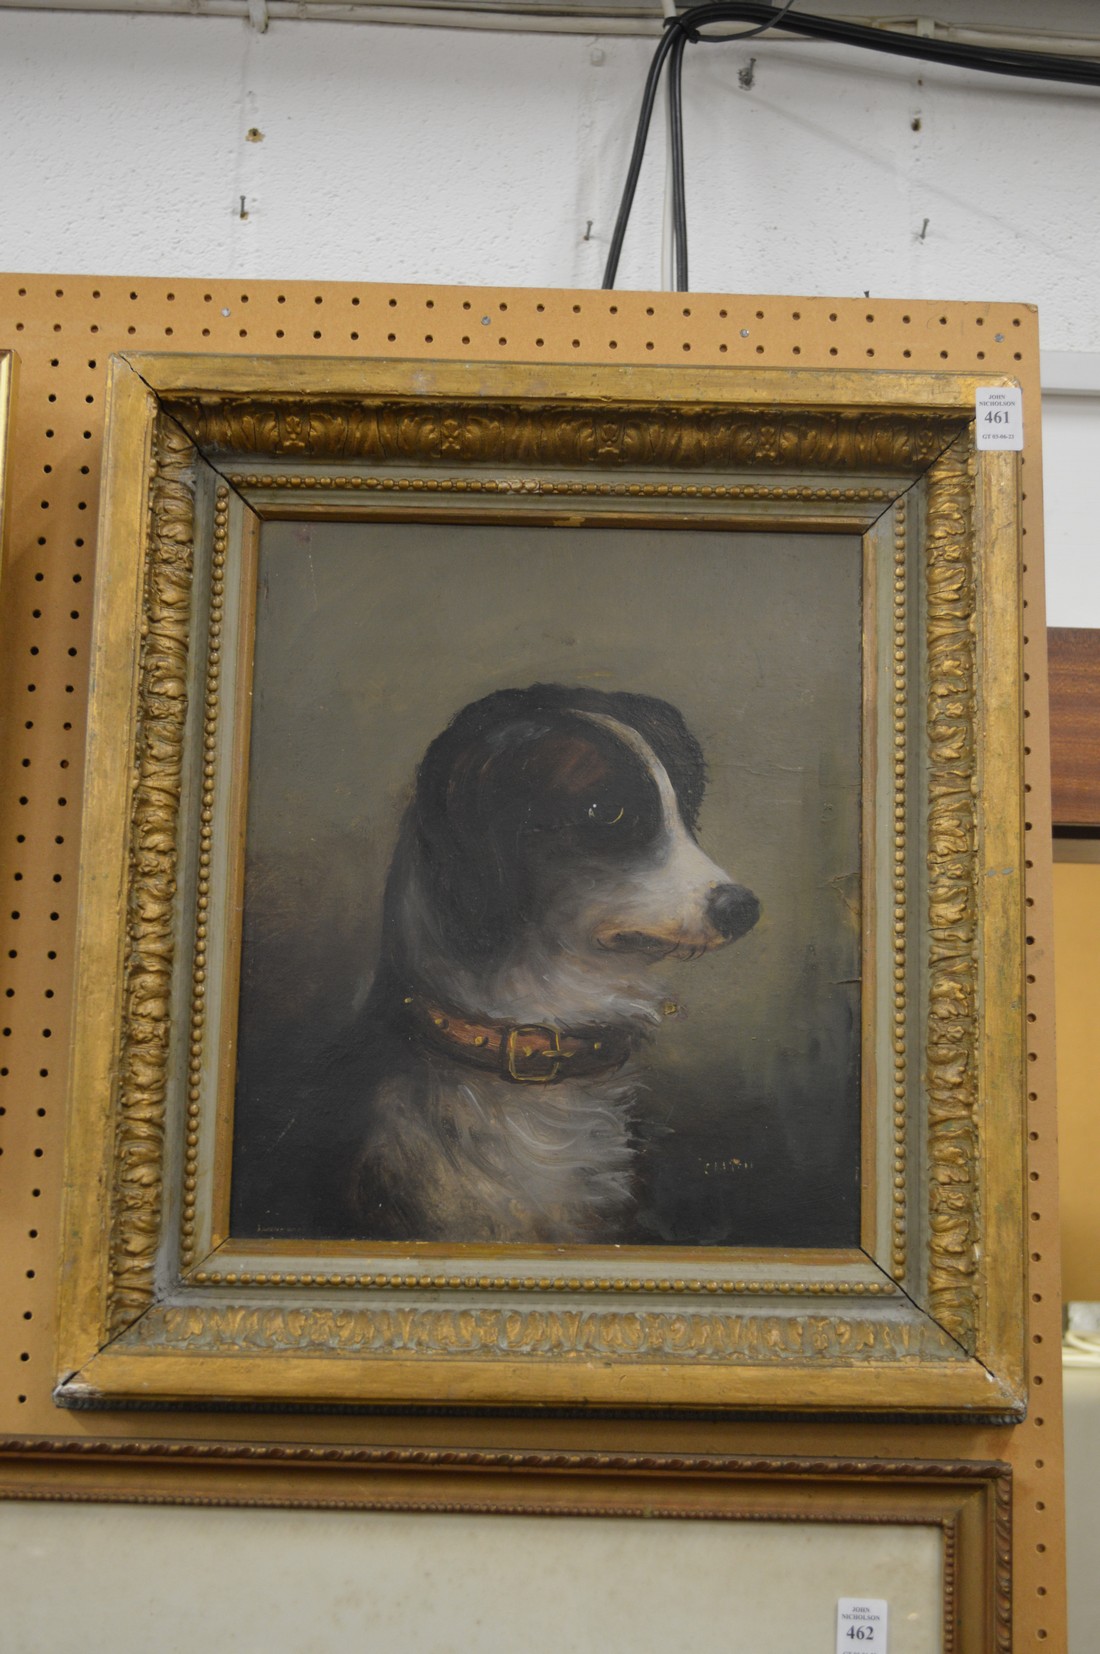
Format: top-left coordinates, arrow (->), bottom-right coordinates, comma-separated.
108,418 -> 198,1336
0,350 -> 16,570
164,394 -> 961,471
58,355 -> 1025,1416
925,433 -> 982,1348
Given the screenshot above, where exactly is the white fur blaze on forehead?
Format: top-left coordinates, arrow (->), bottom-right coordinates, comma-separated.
575,713 -> 695,834
575,711 -> 732,887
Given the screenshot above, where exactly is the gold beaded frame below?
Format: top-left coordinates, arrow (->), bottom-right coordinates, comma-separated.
56,354 -> 1026,1416
0,1444 -> 1012,1654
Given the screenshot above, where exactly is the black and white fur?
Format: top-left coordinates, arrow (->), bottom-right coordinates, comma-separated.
329,684 -> 760,1246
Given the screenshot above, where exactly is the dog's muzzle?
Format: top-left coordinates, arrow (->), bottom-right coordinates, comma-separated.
595,882 -> 761,959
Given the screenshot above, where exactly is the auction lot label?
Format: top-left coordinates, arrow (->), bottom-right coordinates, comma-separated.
836,1597 -> 888,1653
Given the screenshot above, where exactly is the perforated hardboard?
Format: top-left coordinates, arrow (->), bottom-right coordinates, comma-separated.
0,276 -> 1064,1646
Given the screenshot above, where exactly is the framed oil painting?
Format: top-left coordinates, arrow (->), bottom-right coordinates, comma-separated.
57,350 -> 1027,1413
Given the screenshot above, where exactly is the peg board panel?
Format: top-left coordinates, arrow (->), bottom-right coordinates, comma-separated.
0,275 -> 1063,1647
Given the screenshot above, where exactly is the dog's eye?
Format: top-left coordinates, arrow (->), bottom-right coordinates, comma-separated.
587,801 -> 625,825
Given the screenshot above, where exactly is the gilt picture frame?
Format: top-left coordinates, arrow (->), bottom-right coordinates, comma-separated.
0,1447 -> 1012,1654
56,351 -> 1026,1414
0,350 -> 16,583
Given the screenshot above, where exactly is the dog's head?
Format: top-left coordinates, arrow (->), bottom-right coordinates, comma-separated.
387,686 -> 759,993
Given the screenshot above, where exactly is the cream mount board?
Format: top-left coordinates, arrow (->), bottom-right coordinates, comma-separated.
0,276 -> 1064,1646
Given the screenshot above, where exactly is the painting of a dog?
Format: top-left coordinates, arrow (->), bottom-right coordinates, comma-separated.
229,521 -> 862,1250
345,684 -> 760,1243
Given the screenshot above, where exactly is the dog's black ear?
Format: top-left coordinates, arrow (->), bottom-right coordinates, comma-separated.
411,713 -> 610,965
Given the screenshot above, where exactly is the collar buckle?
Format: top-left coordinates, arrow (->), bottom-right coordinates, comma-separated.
505,1023 -> 564,1083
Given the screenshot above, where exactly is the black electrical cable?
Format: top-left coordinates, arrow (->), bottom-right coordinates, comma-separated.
699,0 -> 797,44
602,26 -> 680,293
602,2 -> 1100,290
668,26 -> 690,290
666,0 -> 797,287
661,0 -> 799,288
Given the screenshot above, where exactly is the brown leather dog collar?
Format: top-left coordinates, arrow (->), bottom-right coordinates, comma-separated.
403,994 -> 635,1085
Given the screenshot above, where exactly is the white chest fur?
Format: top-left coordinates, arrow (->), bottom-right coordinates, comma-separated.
361,1063 -> 640,1244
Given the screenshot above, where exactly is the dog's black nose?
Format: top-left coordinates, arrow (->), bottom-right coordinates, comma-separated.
708,882 -> 760,942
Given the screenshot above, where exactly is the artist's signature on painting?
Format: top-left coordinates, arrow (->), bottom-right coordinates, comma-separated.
702,1156 -> 754,1177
